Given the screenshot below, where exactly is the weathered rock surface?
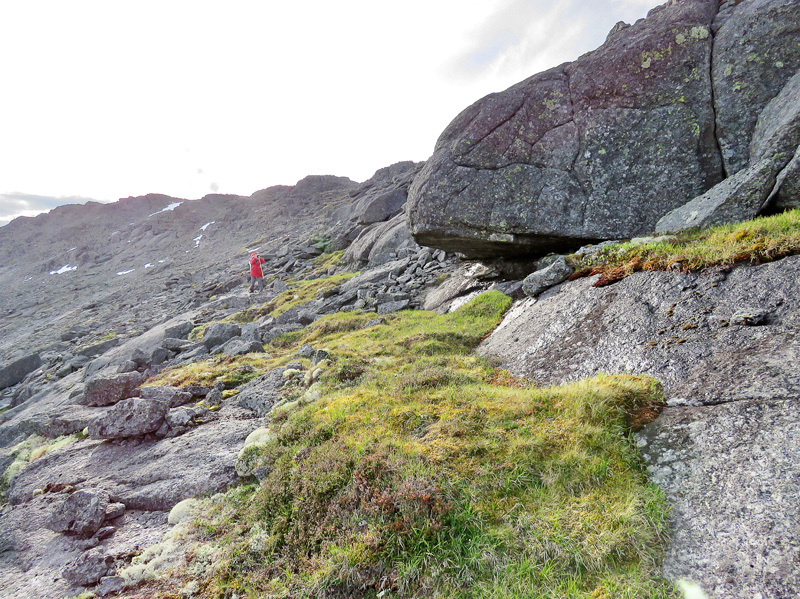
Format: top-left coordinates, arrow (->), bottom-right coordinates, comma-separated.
408,0 -> 722,257
0,353 -> 42,390
83,372 -> 145,407
408,0 -> 800,258
711,0 -> 800,176
88,398 -> 169,439
46,488 -> 111,536
479,255 -> 800,598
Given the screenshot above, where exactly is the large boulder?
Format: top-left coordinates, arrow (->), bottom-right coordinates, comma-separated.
0,354 -> 42,390
87,398 -> 169,439
711,0 -> 800,176
82,372 -> 145,407
343,213 -> 420,266
201,323 -> 241,349
408,0 -> 800,258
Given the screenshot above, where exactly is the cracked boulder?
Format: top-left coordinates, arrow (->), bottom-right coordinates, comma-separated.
408,0 -> 721,258
408,0 -> 800,258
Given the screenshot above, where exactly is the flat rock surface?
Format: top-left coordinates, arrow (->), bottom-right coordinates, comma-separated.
479,254 -> 800,598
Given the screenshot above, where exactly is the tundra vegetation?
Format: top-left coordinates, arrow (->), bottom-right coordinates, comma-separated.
130,292 -> 675,599
569,208 -> 800,286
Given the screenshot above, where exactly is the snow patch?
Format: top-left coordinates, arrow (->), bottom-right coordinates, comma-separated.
144,263 -> 154,269
193,235 -> 203,247
199,221 -> 215,231
158,260 -> 166,263
50,265 -> 77,275
67,247 -> 77,252
116,269 -> 135,275
149,202 -> 183,217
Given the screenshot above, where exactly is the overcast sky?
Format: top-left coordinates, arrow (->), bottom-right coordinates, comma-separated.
0,0 -> 658,227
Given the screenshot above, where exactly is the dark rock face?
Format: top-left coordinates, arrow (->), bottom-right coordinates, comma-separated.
712,0 -> 800,175
408,0 -> 800,257
479,255 -> 800,598
0,354 -> 42,390
408,0 -> 721,257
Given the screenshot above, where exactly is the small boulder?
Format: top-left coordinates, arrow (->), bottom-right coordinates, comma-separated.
163,321 -> 194,340
221,338 -> 265,356
83,372 -> 145,407
88,398 -> 169,439
62,548 -> 110,586
139,385 -> 193,407
521,256 -> 573,297
47,488 -> 110,536
202,322 -> 242,349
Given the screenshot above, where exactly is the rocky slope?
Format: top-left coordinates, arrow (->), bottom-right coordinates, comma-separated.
1,1 -> 799,598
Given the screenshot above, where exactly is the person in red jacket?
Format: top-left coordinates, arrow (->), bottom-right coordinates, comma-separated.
249,252 -> 266,293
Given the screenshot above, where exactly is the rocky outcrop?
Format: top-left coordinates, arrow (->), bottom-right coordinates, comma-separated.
0,353 -> 42,390
479,255 -> 800,598
408,0 -> 800,257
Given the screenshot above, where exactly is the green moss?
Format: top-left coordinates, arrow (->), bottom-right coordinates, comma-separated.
570,208 -> 800,284
152,293 -> 674,598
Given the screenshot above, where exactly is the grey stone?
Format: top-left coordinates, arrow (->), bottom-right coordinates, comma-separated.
165,407 -> 195,428
88,398 -> 169,439
236,368 -> 286,417
47,488 -> 110,536
377,300 -> 410,315
480,256 -> 800,405
221,338 -> 265,356
637,398 -> 800,599
712,0 -> 800,175
139,385 -> 193,408
311,349 -> 330,366
357,187 -> 408,225
160,337 -> 196,352
0,354 -> 42,390
730,307 -> 770,326
104,502 -> 126,520
655,159 -> 777,233
163,321 -> 194,340
149,346 -> 170,365
343,213 -> 420,266
521,256 -> 573,297
408,0 -> 722,257
82,372 -> 145,407
297,344 -> 315,359
296,309 -> 318,325
363,318 -> 387,328
62,547 -> 109,585
201,322 -> 241,349
96,575 -> 125,596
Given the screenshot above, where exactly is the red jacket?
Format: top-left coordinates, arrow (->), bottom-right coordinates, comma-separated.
250,255 -> 265,277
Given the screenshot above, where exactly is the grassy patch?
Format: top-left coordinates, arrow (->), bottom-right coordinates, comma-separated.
1,433 -> 84,502
569,208 -> 800,286
267,272 -> 357,318
148,292 -> 673,599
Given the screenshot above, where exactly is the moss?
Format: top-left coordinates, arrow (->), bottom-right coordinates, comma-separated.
151,293 -> 674,598
570,208 -> 800,286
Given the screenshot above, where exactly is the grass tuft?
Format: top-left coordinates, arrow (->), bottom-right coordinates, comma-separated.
569,208 -> 800,286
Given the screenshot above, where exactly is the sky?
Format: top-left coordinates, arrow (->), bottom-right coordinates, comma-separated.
0,0 -> 659,227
